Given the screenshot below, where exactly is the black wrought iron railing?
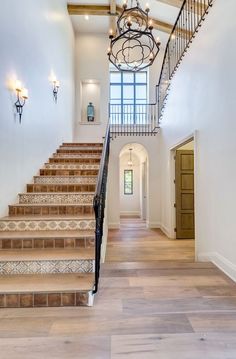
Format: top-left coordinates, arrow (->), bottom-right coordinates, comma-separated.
109,102 -> 159,136
157,0 -> 214,120
93,123 -> 110,294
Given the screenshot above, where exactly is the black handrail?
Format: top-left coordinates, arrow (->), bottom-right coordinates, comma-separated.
93,123 -> 110,294
157,0 -> 214,120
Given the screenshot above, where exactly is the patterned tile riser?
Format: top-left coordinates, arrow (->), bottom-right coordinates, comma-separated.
34,176 -> 97,184
27,184 -> 96,193
49,158 -> 100,164
0,259 -> 94,275
53,153 -> 101,158
57,149 -> 102,154
0,237 -> 95,250
44,164 -> 100,170
58,146 -> 102,151
40,170 -> 98,176
0,219 -> 95,232
9,205 -> 94,216
19,193 -> 94,204
0,291 -> 92,307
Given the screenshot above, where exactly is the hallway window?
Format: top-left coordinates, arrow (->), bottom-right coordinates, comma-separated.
110,70 -> 148,124
124,170 -> 133,195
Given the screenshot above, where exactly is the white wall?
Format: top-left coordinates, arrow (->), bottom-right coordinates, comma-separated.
0,0 -> 75,216
120,152 -> 140,216
160,0 -> 236,280
74,33 -> 109,142
73,32 -> 164,143
108,136 -> 161,229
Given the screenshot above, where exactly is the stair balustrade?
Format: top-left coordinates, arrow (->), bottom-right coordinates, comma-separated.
157,0 -> 214,120
93,123 -> 110,293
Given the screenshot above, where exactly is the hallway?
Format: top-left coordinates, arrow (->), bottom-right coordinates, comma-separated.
1,219 -> 236,358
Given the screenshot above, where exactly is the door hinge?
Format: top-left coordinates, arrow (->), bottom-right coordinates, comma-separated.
174,227 -> 177,232
174,179 -> 176,184
174,155 -> 176,160
174,203 -> 176,208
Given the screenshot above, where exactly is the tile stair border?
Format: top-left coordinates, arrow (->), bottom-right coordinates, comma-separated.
34,176 -> 97,184
18,193 -> 94,204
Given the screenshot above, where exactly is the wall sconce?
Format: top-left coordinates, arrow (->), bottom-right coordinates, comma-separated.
51,77 -> 60,102
14,80 -> 28,123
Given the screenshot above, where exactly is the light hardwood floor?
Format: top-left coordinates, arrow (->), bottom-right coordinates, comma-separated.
1,218 -> 236,358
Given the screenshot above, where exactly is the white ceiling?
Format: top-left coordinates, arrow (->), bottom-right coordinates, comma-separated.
69,1 -> 180,48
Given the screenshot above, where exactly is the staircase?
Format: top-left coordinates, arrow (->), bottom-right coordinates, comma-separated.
0,142 -> 103,308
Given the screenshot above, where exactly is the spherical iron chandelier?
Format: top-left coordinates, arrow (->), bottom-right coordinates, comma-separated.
107,0 -> 161,72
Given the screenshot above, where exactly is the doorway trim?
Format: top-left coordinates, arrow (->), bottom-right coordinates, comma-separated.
169,131 -> 198,260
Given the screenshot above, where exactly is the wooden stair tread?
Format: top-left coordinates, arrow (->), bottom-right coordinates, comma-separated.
10,203 -> 94,207
0,230 -> 94,239
19,192 -> 95,195
34,175 -> 98,178
0,273 -> 94,292
0,248 -> 94,261
2,214 -> 94,219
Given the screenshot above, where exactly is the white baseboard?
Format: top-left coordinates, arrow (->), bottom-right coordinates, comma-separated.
108,222 -> 120,229
120,211 -> 140,216
160,224 -> 172,238
146,221 -> 161,229
198,251 -> 236,282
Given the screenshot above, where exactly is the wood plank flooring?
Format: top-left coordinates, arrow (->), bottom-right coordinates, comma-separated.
1,218 -> 236,358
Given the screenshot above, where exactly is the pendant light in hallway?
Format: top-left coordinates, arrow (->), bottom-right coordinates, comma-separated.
128,148 -> 133,167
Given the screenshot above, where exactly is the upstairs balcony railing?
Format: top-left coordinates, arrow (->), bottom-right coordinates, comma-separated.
157,0 -> 214,120
109,102 -> 159,136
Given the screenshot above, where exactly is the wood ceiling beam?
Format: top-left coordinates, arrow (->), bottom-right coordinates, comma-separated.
110,0 -> 117,35
68,4 -> 173,34
68,4 -> 111,16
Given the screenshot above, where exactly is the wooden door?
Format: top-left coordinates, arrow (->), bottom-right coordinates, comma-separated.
175,150 -> 195,239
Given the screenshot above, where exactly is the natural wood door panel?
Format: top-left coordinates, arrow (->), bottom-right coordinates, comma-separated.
176,150 -> 195,239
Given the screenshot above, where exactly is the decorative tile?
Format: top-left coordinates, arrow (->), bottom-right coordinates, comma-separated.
34,176 -> 97,185
44,164 -> 100,170
0,259 -> 94,275
23,239 -> 33,249
2,239 -> 11,249
34,293 -> 47,307
6,294 -> 19,307
0,294 -> 5,307
76,292 -> 89,306
19,193 -> 94,204
48,293 -> 61,306
20,294 -> 33,307
54,153 -> 101,158
62,293 -> 75,306
0,219 -> 95,231
58,146 -> 102,151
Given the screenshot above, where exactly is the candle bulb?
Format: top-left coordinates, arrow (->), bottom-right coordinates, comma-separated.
109,28 -> 114,39
149,52 -> 154,61
145,3 -> 150,12
148,19 -> 153,30
55,80 -> 60,88
15,80 -> 22,92
127,16 -> 132,27
21,88 -> 28,99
